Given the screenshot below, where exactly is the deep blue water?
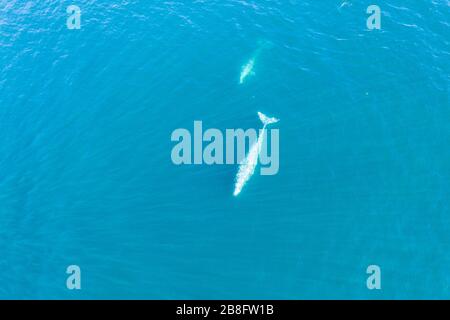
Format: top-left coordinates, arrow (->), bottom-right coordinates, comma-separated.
0,1 -> 449,299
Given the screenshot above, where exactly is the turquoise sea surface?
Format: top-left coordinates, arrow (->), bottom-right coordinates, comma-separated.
0,1 -> 449,299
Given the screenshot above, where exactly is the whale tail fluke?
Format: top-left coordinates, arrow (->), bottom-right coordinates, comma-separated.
258,112 -> 279,126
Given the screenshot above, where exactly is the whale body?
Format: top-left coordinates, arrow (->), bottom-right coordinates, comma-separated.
233,112 -> 279,196
239,59 -> 255,84
238,40 -> 273,84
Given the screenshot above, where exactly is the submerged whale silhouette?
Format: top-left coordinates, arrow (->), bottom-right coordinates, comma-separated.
239,59 -> 255,84
233,112 -> 279,196
239,40 -> 273,84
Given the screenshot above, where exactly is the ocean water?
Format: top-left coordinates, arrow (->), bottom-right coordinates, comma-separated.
0,0 -> 449,299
